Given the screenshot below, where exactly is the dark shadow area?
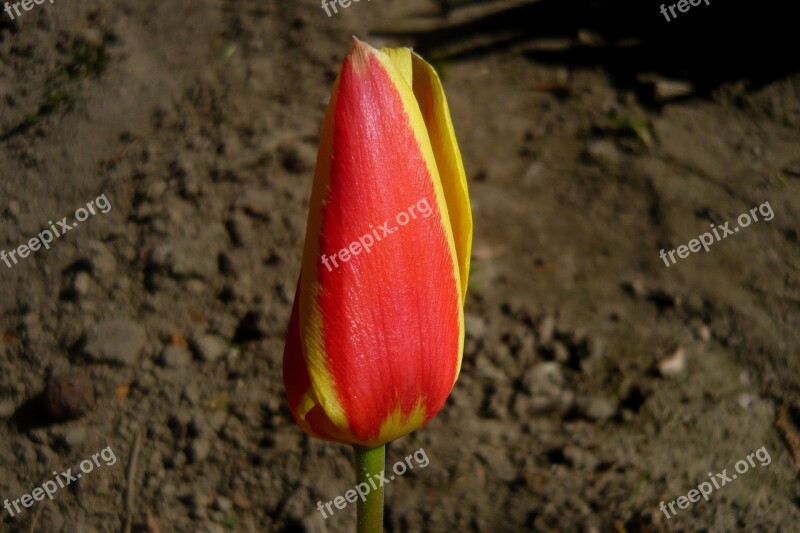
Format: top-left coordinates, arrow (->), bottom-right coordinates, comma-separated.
376,0 -> 799,100
9,393 -> 55,431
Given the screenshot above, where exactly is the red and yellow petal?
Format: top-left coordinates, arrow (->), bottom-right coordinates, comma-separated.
283,276 -> 356,444
290,39 -> 465,447
382,47 -> 473,301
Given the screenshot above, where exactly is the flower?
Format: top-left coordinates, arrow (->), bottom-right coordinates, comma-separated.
283,38 -> 472,447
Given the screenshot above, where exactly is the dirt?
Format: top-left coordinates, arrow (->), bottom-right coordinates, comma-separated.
0,0 -> 798,532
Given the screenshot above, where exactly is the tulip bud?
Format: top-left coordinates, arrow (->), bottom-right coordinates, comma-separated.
283,38 -> 472,447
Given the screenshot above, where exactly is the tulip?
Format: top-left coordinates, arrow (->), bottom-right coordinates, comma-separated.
283,37 -> 471,532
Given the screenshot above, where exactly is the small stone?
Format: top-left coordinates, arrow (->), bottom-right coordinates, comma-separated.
464,313 -> 486,341
523,161 -> 545,185
208,411 -> 227,433
0,399 -> 16,418
80,28 -> 104,48
43,371 -> 95,420
191,504 -> 208,520
737,393 -> 758,410
189,414 -> 212,438
82,319 -> 147,366
523,362 -> 563,395
73,272 -> 91,296
57,426 -> 88,450
144,179 -> 168,200
180,178 -> 201,199
279,143 -> 316,174
188,439 -> 211,463
582,396 -> 617,421
517,362 -> 566,416
182,385 -> 200,405
226,347 -> 240,365
658,347 -> 686,377
621,279 -> 646,298
87,241 -> 117,276
217,251 -> 244,277
563,446 -> 598,470
231,493 -> 252,510
538,316 -> 556,345
213,496 -> 233,513
552,341 -> 570,364
159,483 -> 177,499
585,139 -> 622,167
192,334 -> 227,363
149,245 -> 173,270
160,345 -> 192,369
225,212 -> 254,246
234,188 -> 275,220
186,279 -> 206,294
5,201 -> 21,220
187,490 -> 210,518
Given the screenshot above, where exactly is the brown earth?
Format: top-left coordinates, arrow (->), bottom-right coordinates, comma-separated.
0,0 -> 798,532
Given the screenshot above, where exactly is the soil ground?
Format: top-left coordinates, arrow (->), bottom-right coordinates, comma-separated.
0,1 -> 798,532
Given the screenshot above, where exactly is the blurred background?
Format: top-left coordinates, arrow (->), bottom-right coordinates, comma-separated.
0,0 -> 798,531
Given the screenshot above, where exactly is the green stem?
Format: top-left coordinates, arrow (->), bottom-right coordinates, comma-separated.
353,444 -> 385,533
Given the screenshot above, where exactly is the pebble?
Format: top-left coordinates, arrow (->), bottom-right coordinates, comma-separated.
43,371 -> 95,420
188,439 -> 211,463
87,241 -> 117,276
737,393 -> 758,410
0,399 -> 16,419
522,161 -> 545,185
189,414 -> 213,438
464,313 -> 486,340
226,212 -> 254,246
182,385 -> 200,405
213,496 -> 233,513
188,490 -> 210,519
538,316 -> 556,345
563,446 -> 599,470
217,251 -> 244,277
160,345 -> 192,369
208,411 -> 227,433
56,426 -> 88,450
585,139 -> 622,167
144,179 -> 168,200
552,341 -> 570,364
5,201 -> 20,220
279,143 -> 315,174
658,347 -> 686,377
581,396 -> 618,421
80,28 -> 104,48
517,362 -> 568,415
73,272 -> 91,296
235,188 -> 275,220
523,362 -> 563,395
82,319 -> 147,366
192,334 -> 228,363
